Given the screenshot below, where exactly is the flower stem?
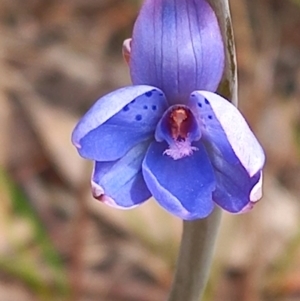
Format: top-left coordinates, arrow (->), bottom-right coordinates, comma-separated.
167,1 -> 237,300
167,208 -> 222,301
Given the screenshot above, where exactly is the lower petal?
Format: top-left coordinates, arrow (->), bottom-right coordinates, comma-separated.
92,141 -> 151,208
142,141 -> 215,220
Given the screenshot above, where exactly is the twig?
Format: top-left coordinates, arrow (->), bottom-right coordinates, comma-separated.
167,1 -> 238,300
68,167 -> 90,301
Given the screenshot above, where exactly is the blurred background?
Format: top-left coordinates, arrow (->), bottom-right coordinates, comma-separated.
0,0 -> 300,300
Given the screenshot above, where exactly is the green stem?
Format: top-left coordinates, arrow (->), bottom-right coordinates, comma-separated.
168,1 -> 237,300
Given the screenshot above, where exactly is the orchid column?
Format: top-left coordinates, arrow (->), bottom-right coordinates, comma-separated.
72,0 -> 265,300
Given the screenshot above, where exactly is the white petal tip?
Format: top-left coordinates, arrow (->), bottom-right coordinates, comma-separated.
250,172 -> 263,202
91,181 -> 140,210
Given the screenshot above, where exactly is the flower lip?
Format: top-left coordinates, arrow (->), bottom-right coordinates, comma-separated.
170,107 -> 195,141
156,105 -> 201,143
155,105 -> 201,160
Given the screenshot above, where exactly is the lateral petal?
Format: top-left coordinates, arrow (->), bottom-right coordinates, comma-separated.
72,86 -> 167,161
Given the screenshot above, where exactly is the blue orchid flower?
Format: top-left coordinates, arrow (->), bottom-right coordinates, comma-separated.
72,0 -> 265,220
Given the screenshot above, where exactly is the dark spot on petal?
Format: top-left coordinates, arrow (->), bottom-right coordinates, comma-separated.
143,105 -> 148,109
123,105 -> 130,111
159,93 -> 163,96
135,114 -> 142,121
208,115 -> 213,119
191,94 -> 195,97
145,91 -> 152,97
151,89 -> 157,92
198,102 -> 202,108
152,105 -> 157,111
205,99 -> 209,105
131,99 -> 136,103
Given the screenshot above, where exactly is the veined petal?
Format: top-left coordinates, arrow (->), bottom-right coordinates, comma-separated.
142,141 -> 215,220
189,91 -> 265,212
92,141 -> 151,208
189,91 -> 265,177
130,0 -> 224,105
72,86 -> 167,161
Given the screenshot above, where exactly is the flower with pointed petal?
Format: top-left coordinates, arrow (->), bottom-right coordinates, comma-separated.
72,0 -> 265,220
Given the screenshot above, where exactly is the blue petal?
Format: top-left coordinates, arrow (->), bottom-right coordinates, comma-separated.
189,91 -> 265,212
72,86 -> 167,161
92,141 -> 151,208
212,159 -> 262,212
142,141 -> 215,220
130,0 -> 224,105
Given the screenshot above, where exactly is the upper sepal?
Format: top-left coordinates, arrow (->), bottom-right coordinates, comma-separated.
130,0 -> 224,105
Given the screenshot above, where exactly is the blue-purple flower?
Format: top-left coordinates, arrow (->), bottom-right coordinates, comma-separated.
72,0 -> 265,220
